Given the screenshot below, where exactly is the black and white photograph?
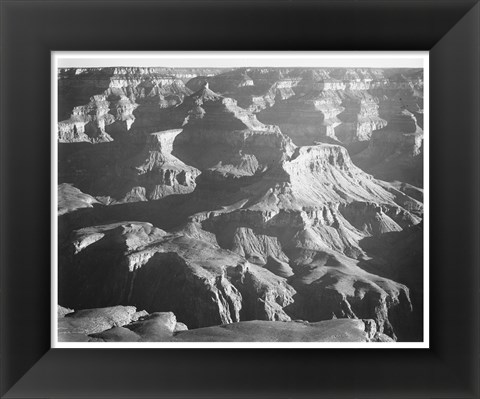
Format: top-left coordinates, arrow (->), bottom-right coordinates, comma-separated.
5,1 -> 480,396
54,52 -> 428,347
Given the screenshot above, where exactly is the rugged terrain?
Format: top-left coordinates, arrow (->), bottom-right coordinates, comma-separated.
58,66 -> 424,343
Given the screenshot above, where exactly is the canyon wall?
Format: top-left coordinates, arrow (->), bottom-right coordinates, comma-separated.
58,67 -> 424,342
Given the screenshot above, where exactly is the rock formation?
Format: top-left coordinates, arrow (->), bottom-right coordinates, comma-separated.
89,313 -> 392,343
58,183 -> 100,215
58,308 -> 392,343
57,305 -> 148,342
58,66 -> 424,343
116,130 -> 200,202
353,110 -> 424,186
59,222 -> 295,329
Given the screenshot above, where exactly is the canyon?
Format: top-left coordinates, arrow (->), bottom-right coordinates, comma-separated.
57,66 -> 424,343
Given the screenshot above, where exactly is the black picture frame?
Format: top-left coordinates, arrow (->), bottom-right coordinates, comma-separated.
1,0 -> 479,397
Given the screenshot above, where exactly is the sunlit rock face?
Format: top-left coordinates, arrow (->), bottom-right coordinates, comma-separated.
66,314 -> 393,343
58,66 -> 424,343
117,130 -> 200,202
236,68 -> 423,155
58,68 -> 192,143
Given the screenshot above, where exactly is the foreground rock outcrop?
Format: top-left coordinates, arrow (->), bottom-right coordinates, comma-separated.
59,308 -> 392,343
57,305 -> 148,342
59,209 -> 417,339
59,222 -> 295,329
172,319 -> 392,342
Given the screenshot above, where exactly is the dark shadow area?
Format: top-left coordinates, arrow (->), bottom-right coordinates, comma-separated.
58,68 -> 115,121
59,140 -> 147,199
357,224 -> 424,341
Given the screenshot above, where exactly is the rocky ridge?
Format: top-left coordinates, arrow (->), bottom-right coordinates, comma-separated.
58,305 -> 391,343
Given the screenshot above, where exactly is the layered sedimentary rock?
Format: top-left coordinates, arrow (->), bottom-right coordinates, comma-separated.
186,68 -> 301,113
353,109 -> 424,185
59,137 -> 421,339
172,83 -> 296,182
117,130 -> 200,202
59,222 -> 295,329
185,68 -> 423,151
58,67 -> 424,343
58,94 -> 117,143
334,90 -> 387,143
58,67 -> 197,143
182,143 -> 420,339
58,83 -> 296,203
259,90 -> 345,146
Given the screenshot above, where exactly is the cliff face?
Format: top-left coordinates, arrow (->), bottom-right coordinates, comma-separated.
186,69 -> 301,113
58,67 -> 199,143
58,94 -> 117,143
117,130 -> 200,202
353,109 -> 424,186
59,219 -> 414,339
172,84 -> 296,179
59,67 -> 423,148
58,67 -> 424,343
183,68 -> 423,155
59,222 -> 295,329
